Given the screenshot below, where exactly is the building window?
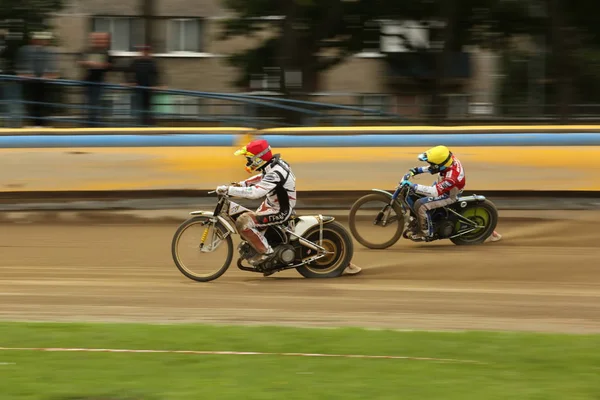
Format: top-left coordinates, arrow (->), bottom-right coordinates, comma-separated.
167,18 -> 203,53
92,16 -> 144,52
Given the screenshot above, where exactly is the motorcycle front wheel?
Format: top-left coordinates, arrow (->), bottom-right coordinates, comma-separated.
348,193 -> 405,249
171,216 -> 234,282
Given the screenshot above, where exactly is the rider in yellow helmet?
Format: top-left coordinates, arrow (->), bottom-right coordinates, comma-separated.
400,145 -> 466,240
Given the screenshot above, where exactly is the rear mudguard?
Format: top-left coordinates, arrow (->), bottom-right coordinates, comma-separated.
291,215 -> 336,237
189,211 -> 237,234
455,195 -> 487,208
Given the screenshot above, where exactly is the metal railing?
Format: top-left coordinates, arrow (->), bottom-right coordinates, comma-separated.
4,74 -> 600,128
0,75 -> 407,128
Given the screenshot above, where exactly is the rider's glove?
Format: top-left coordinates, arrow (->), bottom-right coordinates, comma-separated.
216,185 -> 229,195
403,168 -> 421,181
400,180 -> 417,191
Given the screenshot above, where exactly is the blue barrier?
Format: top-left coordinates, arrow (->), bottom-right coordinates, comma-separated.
2,132 -> 600,148
0,134 -> 237,148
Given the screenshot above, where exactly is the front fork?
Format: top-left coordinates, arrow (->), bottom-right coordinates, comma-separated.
374,186 -> 402,227
198,217 -> 224,252
199,226 -> 210,250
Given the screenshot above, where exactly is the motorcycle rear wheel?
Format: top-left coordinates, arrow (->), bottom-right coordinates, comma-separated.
296,221 -> 354,278
450,200 -> 498,245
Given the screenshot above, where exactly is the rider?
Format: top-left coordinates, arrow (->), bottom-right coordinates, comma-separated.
215,139 -> 296,266
400,145 -> 466,240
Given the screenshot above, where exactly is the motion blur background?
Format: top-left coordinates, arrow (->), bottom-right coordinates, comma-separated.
1,1 -> 600,399
0,0 -> 594,126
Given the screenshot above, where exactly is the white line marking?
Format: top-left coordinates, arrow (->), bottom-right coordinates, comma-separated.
0,347 -> 485,364
0,362 -> 16,365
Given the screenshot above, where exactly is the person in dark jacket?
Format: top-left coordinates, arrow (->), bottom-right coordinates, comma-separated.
126,45 -> 162,126
77,32 -> 113,127
0,29 -> 25,127
16,32 -> 59,127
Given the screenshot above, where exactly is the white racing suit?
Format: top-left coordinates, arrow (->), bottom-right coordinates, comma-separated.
227,155 -> 296,256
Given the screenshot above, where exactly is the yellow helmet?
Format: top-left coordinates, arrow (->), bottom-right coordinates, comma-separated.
418,145 -> 453,171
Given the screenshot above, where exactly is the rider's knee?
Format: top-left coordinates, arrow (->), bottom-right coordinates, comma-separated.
236,212 -> 256,231
414,198 -> 428,214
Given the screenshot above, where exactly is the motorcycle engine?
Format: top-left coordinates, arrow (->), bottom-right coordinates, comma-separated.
238,241 -> 257,260
274,244 -> 296,265
436,221 -> 455,239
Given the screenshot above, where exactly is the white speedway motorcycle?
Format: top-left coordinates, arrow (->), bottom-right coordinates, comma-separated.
171,191 -> 354,282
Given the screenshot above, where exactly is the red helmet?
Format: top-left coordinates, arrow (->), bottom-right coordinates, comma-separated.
234,139 -> 273,173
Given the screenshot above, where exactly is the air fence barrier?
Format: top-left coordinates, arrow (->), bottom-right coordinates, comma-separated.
1,125 -> 600,197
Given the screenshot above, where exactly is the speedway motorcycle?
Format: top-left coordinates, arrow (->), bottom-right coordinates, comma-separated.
348,176 -> 498,249
171,191 -> 354,282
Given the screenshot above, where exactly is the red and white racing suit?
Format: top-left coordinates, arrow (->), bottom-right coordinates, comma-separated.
227,155 -> 296,254
412,155 -> 466,236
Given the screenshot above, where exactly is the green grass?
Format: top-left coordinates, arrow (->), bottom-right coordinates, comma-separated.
0,322 -> 599,400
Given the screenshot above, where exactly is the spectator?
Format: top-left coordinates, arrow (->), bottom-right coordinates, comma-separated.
77,32 -> 113,127
126,44 -> 162,126
0,24 -> 24,128
15,32 -> 59,127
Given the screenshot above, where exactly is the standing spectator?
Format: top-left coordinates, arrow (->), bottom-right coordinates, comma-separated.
126,45 -> 162,126
77,32 -> 113,127
1,23 -> 27,127
0,29 -> 24,127
15,32 -> 59,127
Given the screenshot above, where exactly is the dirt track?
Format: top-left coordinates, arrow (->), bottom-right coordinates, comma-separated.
1,210 -> 600,334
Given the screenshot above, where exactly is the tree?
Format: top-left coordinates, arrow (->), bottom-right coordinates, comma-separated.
0,0 -> 63,39
220,0 -> 555,122
220,0 -> 414,94
383,0 -> 539,121
0,0 -> 64,73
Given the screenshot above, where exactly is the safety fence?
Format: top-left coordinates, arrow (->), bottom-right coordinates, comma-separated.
6,75 -> 600,129
1,125 -> 600,194
0,75 -> 405,129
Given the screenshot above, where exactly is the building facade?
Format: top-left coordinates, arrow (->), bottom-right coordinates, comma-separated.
48,0 -> 499,120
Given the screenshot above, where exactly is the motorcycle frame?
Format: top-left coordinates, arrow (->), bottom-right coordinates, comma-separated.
192,192 -> 333,256
372,186 -> 488,238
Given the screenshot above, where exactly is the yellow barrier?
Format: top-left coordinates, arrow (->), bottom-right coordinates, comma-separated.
1,146 -> 599,192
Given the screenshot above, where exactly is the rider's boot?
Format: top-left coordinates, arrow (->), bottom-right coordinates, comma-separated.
238,225 -> 276,268
410,213 -> 433,241
248,246 -> 274,266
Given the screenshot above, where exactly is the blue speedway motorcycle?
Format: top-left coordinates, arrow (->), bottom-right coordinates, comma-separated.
348,174 -> 499,249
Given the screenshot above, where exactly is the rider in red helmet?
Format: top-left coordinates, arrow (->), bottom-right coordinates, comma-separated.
216,139 -> 297,266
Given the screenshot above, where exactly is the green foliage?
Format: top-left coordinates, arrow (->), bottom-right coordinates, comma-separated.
221,0 -> 600,115
0,0 -> 64,73
220,0 -> 411,89
220,0 -> 542,91
0,0 -> 63,32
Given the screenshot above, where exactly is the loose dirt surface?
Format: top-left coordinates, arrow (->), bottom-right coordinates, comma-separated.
1,210 -> 599,333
